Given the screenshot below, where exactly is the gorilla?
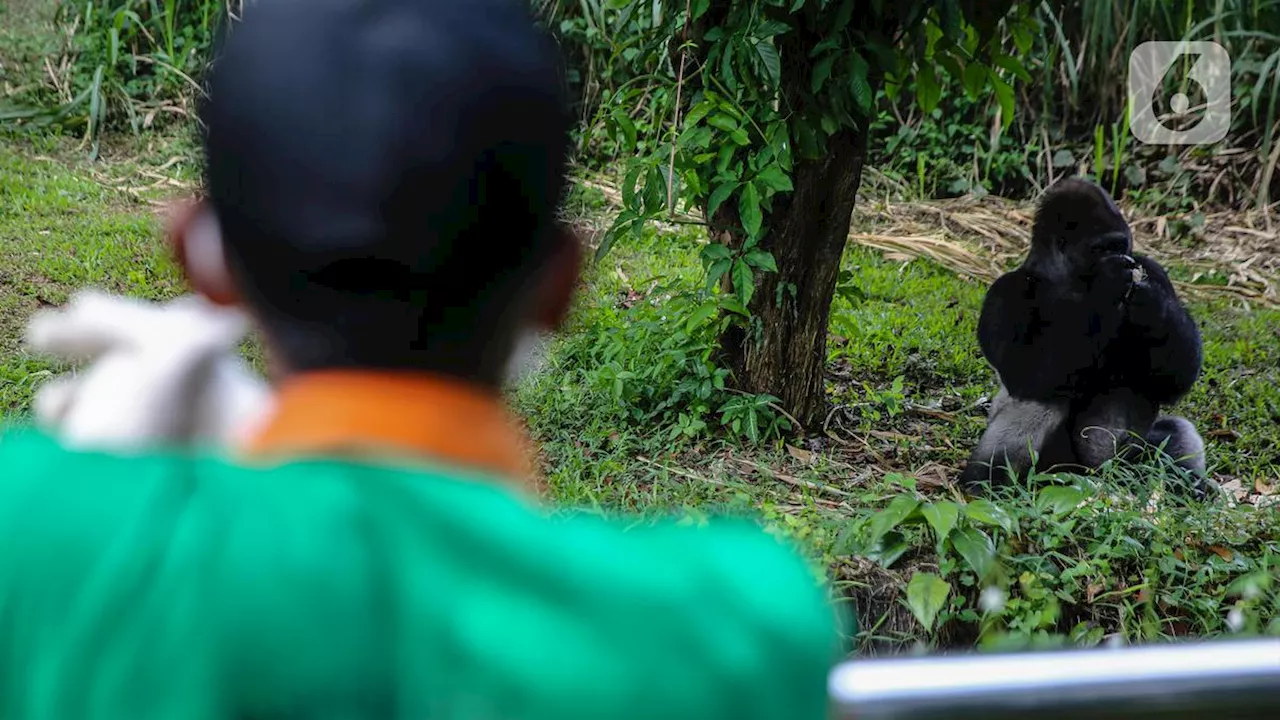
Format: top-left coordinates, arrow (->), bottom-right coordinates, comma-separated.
959,177 -> 1206,491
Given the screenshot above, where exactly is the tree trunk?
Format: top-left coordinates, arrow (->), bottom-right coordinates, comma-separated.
723,127 -> 869,430
695,8 -> 882,430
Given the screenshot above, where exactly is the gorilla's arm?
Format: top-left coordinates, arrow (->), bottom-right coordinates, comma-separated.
977,270 -> 1125,400
1123,255 -> 1202,404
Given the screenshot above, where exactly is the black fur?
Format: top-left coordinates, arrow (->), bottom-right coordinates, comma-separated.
960,178 -> 1206,491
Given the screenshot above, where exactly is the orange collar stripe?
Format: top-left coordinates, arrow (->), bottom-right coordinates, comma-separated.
239,371 -> 538,493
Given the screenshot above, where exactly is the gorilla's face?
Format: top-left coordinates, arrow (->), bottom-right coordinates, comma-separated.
1030,178 -> 1133,282
1059,222 -> 1132,282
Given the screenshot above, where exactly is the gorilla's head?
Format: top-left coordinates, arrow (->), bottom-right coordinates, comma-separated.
1028,177 -> 1132,281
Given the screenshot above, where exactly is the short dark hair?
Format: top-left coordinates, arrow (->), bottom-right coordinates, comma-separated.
200,0 -> 571,382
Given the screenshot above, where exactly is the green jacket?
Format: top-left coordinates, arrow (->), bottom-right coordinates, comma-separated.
0,429 -> 846,719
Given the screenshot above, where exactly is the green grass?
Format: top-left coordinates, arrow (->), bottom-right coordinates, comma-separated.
0,135 -> 191,412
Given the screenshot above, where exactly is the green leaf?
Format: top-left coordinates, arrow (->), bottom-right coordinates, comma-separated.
707,182 -> 738,219
810,37 -> 841,58
865,531 -> 910,569
705,258 -> 732,291
720,42 -> 738,91
1036,486 -> 1086,516
683,169 -> 703,198
832,0 -> 855,33
906,572 -> 951,631
743,248 -> 778,272
938,54 -> 964,86
883,78 -> 901,103
732,258 -> 755,305
812,54 -> 837,93
594,212 -> 633,262
915,67 -> 942,114
766,122 -> 792,172
848,52 -> 873,114
739,182 -> 763,238
961,62 -> 988,99
754,165 -> 793,193
756,21 -> 791,38
990,73 -> 1015,129
790,0 -> 806,11
716,143 -> 737,174
921,502 -> 960,543
691,0 -> 711,20
729,128 -> 751,146
642,165 -> 665,214
992,52 -> 1032,83
683,101 -> 715,129
700,242 -> 734,263
744,406 -> 760,443
867,495 -> 920,546
966,499 -> 1016,535
719,295 -> 749,316
621,164 -> 642,210
707,114 -> 741,133
951,527 -> 996,578
754,40 -> 781,87
611,109 -> 637,152
1012,23 -> 1034,55
685,301 -> 720,333
679,125 -> 714,150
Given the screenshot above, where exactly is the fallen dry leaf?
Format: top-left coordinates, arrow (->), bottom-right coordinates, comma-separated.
1086,582 -> 1105,603
786,444 -> 815,464
1208,545 -> 1235,562
868,430 -> 919,442
911,462 -> 951,488
1219,478 -> 1250,501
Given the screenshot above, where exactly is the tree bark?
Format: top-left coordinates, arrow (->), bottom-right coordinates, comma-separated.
724,127 -> 868,429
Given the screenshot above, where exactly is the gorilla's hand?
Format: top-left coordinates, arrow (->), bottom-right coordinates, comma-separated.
1093,254 -> 1140,306
1124,261 -> 1169,327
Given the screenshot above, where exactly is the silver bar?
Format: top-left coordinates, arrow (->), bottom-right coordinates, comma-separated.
829,638 -> 1280,719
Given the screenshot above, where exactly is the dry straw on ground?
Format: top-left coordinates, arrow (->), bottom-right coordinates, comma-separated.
576,173 -> 1280,309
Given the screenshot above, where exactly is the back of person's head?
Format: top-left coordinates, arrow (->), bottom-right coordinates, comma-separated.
189,0 -> 574,386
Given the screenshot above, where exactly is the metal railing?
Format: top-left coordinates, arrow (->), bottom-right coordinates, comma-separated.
829,637 -> 1280,719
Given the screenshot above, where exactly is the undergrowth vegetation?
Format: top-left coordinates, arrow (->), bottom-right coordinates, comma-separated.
2,0 -> 1278,654
520,180 -> 1280,651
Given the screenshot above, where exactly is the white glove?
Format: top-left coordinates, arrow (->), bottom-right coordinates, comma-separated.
25,289 -> 273,453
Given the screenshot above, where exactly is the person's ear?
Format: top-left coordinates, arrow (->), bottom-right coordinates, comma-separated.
535,225 -> 582,333
166,198 -> 240,307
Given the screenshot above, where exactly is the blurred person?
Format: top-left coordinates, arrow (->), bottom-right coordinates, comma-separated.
0,0 -> 849,717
